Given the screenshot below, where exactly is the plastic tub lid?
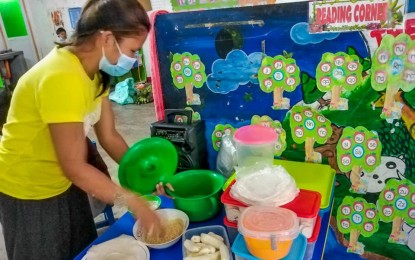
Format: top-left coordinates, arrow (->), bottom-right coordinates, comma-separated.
118,137 -> 178,195
221,181 -> 247,207
234,125 -> 277,145
308,215 -> 322,243
238,206 -> 299,241
281,189 -> 321,218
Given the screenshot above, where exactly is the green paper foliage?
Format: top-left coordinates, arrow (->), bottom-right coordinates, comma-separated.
316,52 -> 363,92
337,196 -> 379,237
170,52 -> 207,89
289,105 -> 332,144
371,33 -> 415,92
251,115 -> 287,156
212,124 -> 236,151
377,179 -> 415,224
258,55 -> 300,93
336,126 -> 382,173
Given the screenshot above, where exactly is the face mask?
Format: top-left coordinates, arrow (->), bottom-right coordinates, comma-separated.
99,41 -> 136,77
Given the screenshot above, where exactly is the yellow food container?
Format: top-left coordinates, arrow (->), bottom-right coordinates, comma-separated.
238,206 -> 299,260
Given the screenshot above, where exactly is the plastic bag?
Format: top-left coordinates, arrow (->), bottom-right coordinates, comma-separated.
231,164 -> 299,206
109,77 -> 136,105
216,132 -> 237,179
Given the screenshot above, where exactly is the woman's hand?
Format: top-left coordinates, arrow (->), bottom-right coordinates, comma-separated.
154,182 -> 175,198
128,195 -> 162,236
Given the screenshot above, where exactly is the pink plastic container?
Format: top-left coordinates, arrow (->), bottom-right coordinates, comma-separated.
221,182 -> 321,238
233,125 -> 278,167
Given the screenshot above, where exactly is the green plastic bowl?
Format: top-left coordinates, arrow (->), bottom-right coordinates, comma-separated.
166,170 -> 225,222
118,137 -> 178,195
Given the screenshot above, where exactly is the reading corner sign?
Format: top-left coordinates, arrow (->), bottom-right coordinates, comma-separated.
309,0 -> 406,33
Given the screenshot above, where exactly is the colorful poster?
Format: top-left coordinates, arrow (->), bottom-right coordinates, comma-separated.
309,0 -> 406,33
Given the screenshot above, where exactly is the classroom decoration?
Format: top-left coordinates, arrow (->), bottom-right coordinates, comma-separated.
336,126 -> 382,194
212,124 -> 236,151
258,55 -> 300,109
289,106 -> 332,163
309,0 -> 406,33
206,50 -> 262,94
316,52 -> 363,110
371,33 -> 415,120
152,3 -> 415,258
337,196 -> 379,255
170,52 -> 207,105
251,115 -> 286,156
377,179 -> 415,244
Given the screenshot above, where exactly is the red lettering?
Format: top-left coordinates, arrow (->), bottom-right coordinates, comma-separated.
316,8 -> 322,24
354,5 -> 359,22
346,6 -> 352,23
359,5 -> 365,22
377,3 -> 388,21
365,4 -> 371,21
370,29 -> 404,45
321,8 -> 327,24
331,6 -> 337,23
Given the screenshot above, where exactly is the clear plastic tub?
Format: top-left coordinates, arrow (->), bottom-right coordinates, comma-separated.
221,181 -> 248,223
304,215 -> 322,260
224,217 -> 238,244
221,181 -> 321,239
182,225 -> 233,260
233,125 -> 277,167
238,206 -> 300,260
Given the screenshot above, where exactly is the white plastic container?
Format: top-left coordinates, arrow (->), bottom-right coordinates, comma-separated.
304,215 -> 322,260
182,225 -> 233,260
224,217 -> 238,244
238,206 -> 300,260
233,125 -> 277,167
222,181 -> 321,239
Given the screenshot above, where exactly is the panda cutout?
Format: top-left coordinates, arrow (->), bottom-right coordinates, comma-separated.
402,222 -> 415,252
359,155 -> 406,193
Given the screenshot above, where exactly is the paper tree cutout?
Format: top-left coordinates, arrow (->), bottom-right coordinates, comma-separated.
316,52 -> 363,110
212,124 -> 235,151
371,33 -> 415,120
336,126 -> 382,194
251,115 -> 287,156
377,179 -> 415,244
289,106 -> 332,163
337,196 -> 379,255
258,55 -> 300,110
171,52 -> 206,105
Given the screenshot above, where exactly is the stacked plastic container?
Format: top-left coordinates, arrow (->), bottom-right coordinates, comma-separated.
221,181 -> 322,259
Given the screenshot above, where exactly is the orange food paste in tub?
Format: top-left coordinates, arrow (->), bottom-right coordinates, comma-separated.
238,206 -> 299,260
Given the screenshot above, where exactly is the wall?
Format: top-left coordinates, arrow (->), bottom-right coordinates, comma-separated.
25,0 -> 153,77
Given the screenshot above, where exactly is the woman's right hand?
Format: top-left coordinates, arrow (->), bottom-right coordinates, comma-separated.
128,195 -> 162,236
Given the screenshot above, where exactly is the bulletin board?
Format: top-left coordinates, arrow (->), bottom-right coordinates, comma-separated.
152,1 -> 415,259
0,0 -> 27,38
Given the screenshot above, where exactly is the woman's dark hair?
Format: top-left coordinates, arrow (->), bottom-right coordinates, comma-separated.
57,0 -> 151,97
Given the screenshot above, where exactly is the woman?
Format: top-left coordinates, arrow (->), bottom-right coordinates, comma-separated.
0,0 -> 162,259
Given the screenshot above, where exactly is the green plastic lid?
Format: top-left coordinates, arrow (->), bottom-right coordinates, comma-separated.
118,137 -> 178,194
